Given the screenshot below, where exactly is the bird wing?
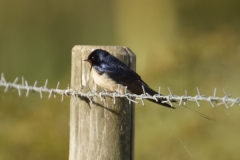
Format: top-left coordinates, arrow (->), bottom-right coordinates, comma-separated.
94,59 -> 157,95
93,55 -> 175,108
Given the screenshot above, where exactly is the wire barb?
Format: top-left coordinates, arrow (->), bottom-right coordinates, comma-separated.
0,73 -> 240,108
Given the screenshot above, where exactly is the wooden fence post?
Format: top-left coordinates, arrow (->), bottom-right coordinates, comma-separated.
70,46 -> 135,160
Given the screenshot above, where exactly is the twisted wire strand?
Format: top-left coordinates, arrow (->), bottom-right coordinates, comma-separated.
1,73 -> 240,108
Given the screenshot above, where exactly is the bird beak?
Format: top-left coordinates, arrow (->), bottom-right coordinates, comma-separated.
84,59 -> 91,65
84,59 -> 93,71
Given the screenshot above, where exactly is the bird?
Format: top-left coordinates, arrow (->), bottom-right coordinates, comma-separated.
84,49 -> 175,108
84,49 -> 215,120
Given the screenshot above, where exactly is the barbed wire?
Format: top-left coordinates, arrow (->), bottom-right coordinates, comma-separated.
0,73 -> 240,108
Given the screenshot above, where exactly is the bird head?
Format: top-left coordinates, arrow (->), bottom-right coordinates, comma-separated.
84,49 -> 110,70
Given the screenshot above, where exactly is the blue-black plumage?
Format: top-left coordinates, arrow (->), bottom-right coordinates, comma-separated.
84,49 -> 175,108
84,49 -> 215,120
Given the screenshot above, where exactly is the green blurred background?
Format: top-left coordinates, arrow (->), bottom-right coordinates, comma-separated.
1,0 -> 240,159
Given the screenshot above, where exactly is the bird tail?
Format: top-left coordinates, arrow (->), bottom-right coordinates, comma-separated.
147,98 -> 176,109
127,80 -> 176,108
140,84 -> 176,108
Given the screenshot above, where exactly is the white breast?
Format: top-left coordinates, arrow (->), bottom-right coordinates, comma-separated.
91,68 -> 126,94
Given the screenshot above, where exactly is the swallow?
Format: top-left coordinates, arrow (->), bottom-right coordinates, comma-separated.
84,49 -> 215,120
84,49 -> 175,108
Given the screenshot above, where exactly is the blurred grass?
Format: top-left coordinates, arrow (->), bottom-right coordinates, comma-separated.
1,0 -> 240,159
